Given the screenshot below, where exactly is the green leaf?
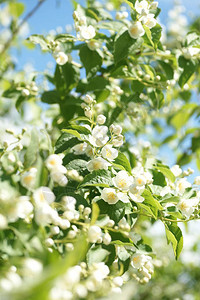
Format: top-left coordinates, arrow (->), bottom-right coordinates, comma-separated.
108,106 -> 122,126
61,63 -> 80,91
65,125 -> 91,135
178,56 -> 197,88
55,133 -> 81,154
154,164 -> 176,183
170,103 -> 197,130
151,23 -> 162,49
143,25 -> 154,47
9,2 -> 24,17
24,128 -> 39,168
165,224 -> 183,259
158,60 -> 174,80
91,202 -> 100,225
41,90 -> 61,104
113,152 -> 132,175
142,189 -> 163,210
79,170 -> 112,188
114,30 -> 143,63
80,44 -> 102,78
87,76 -> 109,91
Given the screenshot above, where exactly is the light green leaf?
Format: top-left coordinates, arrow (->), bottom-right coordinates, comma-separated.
154,164 -> 176,183
79,170 -> 112,188
24,128 -> 39,168
113,152 -> 132,175
165,224 -> 183,260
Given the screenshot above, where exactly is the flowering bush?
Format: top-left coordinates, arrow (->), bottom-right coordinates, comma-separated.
0,0 -> 200,299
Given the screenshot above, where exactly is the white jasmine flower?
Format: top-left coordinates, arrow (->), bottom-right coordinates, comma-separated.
194,176 -> 200,185
131,253 -> 148,269
97,114 -> 106,125
63,265 -> 82,286
128,21 -> 145,39
16,196 -> 33,219
110,124 -> 122,136
112,85 -> 123,95
91,262 -> 110,281
45,154 -> 63,171
84,94 -> 93,104
33,187 -> 56,207
78,25 -> 96,40
182,47 -> 200,59
101,145 -> 118,161
176,178 -> 191,194
177,198 -> 199,218
22,88 -> 30,97
117,192 -> 130,203
101,188 -> 119,204
84,109 -> 93,119
87,157 -> 110,172
113,276 -> 123,287
35,204 -> 60,226
55,52 -> 68,65
129,192 -> 144,203
135,0 -> 149,14
90,125 -> 109,147
50,170 -> 68,186
134,174 -> 147,186
140,14 -> 157,28
62,196 -> 76,211
22,258 -> 43,277
21,168 -> 37,190
113,170 -> 133,191
88,225 -> 102,243
112,134 -> 124,147
72,142 -> 87,155
160,186 -> 172,197
87,40 -> 101,51
171,165 -> 182,177
0,214 -> 7,229
103,232 -> 112,245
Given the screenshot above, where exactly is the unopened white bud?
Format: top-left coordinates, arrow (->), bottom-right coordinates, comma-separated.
51,226 -> 60,235
84,94 -> 93,104
45,238 -> 54,247
103,232 -> 111,245
97,114 -> 106,125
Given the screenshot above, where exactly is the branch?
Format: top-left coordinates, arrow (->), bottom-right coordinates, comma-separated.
0,0 -> 47,56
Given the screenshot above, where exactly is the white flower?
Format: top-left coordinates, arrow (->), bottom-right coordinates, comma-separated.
140,14 -> 157,28
21,168 -> 37,190
87,157 -> 110,172
84,94 -> 93,104
110,124 -> 122,135
45,154 -> 63,171
34,204 -> 57,226
55,52 -> 68,65
91,262 -> 110,281
0,214 -> 7,229
101,145 -> 118,161
160,186 -> 172,197
117,192 -> 130,203
113,276 -> 123,287
50,169 -> 68,186
16,196 -> 33,219
183,47 -> 200,59
97,114 -> 106,125
101,188 -> 119,204
22,258 -> 43,277
103,232 -> 112,245
135,0 -> 149,14
194,176 -> 200,185
22,88 -> 30,97
62,196 -> 76,211
176,178 -> 191,194
128,21 -> 145,39
63,265 -> 82,286
129,185 -> 145,202
113,170 -> 133,191
88,225 -> 102,243
78,25 -> 96,40
116,11 -> 128,20
87,40 -> 101,51
84,109 -> 93,118
170,165 -> 182,177
33,187 -> 56,207
112,134 -> 124,147
131,253 -> 149,269
72,142 -> 87,155
177,198 -> 199,218
90,125 -> 109,147
134,174 -> 147,186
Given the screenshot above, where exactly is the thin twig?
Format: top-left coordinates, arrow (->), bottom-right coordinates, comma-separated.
0,0 -> 47,56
